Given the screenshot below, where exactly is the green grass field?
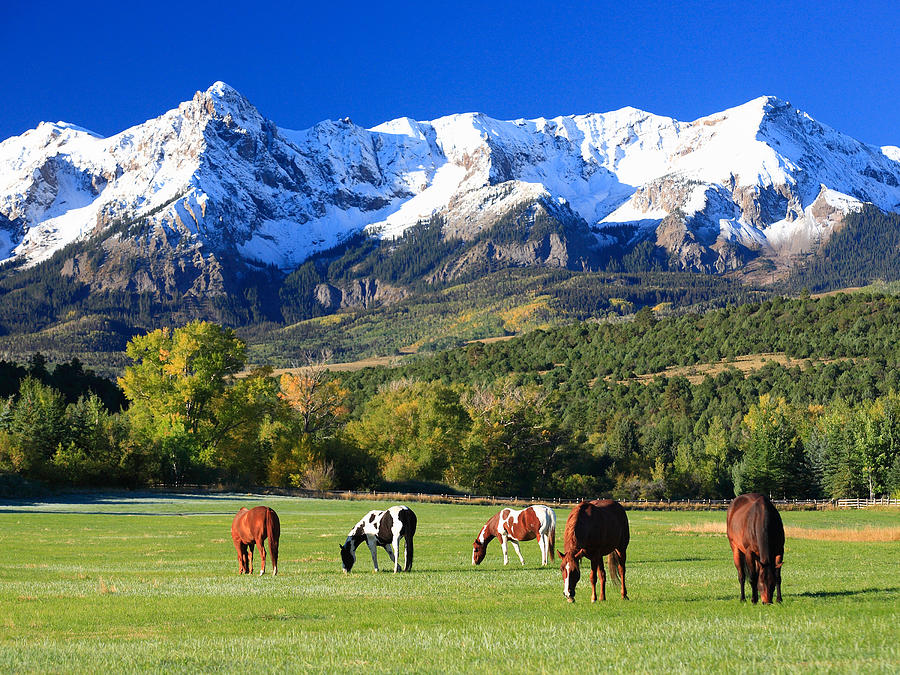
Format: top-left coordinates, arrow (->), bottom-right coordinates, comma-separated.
1,495 -> 898,673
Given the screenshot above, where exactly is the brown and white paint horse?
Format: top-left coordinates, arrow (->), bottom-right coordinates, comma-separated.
231,506 -> 280,575
558,499 -> 629,603
472,505 -> 556,566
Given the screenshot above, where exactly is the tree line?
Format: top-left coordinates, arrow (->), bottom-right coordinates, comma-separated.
3,291 -> 900,499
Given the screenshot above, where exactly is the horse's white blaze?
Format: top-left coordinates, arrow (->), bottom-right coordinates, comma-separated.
478,524 -> 490,543
563,564 -> 571,597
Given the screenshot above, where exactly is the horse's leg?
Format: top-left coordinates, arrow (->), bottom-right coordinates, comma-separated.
234,539 -> 245,574
248,542 -> 255,575
386,540 -> 399,572
617,550 -> 628,600
257,538 -> 267,576
394,536 -> 403,573
509,539 -> 525,566
749,555 -> 760,604
366,536 -> 379,572
775,565 -> 782,603
537,535 -> 547,565
732,548 -> 745,601
500,534 -> 510,565
598,557 -> 607,602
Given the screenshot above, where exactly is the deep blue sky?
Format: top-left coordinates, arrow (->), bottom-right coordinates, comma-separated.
3,0 -> 898,146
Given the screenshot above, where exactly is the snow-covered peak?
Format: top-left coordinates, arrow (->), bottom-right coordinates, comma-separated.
370,116 -> 429,140
882,146 -> 900,162
206,80 -> 239,98
46,121 -> 104,138
0,85 -> 898,278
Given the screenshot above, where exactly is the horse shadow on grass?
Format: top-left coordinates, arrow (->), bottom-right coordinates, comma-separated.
641,556 -> 720,564
794,587 -> 899,599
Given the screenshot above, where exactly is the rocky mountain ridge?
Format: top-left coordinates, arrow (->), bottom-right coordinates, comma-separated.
1,83 -> 899,300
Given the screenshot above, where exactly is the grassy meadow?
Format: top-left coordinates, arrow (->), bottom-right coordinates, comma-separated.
1,495 -> 898,673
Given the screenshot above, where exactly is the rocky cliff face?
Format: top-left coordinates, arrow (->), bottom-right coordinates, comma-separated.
1,84 -> 899,300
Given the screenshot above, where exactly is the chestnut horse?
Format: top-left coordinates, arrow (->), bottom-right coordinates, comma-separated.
231,506 -> 280,575
558,499 -> 629,603
472,505 -> 556,566
726,493 -> 784,604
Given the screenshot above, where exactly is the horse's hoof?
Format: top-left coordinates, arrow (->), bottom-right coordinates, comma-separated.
566,597 -> 574,603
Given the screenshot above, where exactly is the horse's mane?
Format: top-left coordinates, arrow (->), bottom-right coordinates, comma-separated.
563,502 -> 587,553
563,501 -> 591,552
480,512 -> 502,541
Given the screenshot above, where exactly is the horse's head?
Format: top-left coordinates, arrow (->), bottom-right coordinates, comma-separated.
559,548 -> 584,602
758,556 -> 782,604
339,541 -> 356,573
472,539 -> 488,565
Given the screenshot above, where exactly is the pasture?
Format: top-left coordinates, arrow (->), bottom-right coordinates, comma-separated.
1,495 -> 898,673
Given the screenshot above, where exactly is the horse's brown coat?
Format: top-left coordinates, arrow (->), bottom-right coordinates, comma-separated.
558,499 -> 629,603
231,506 -> 280,575
726,493 -> 784,604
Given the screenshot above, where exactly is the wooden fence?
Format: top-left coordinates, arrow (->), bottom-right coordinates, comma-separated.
834,497 -> 900,509
312,490 -> 899,510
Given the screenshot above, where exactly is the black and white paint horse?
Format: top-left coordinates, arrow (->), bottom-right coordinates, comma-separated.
340,505 -> 417,573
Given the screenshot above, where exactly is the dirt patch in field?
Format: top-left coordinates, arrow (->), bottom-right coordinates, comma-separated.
785,526 -> 900,542
671,522 -> 727,535
466,335 -> 517,345
258,355 -> 404,376
612,352 -> 852,385
671,522 -> 900,542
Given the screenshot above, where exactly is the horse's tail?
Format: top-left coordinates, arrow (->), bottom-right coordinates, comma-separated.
266,508 -> 280,572
608,550 -> 621,584
548,516 -> 556,561
402,508 -> 417,572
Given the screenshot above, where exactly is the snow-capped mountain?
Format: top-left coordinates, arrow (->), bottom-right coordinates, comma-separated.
1,82 -> 899,291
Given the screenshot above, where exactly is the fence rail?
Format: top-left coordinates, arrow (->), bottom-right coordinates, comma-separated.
834,497 -> 900,509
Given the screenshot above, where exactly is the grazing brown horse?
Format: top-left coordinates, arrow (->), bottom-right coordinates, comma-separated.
726,493 -> 784,604
558,499 -> 629,603
231,506 -> 280,575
